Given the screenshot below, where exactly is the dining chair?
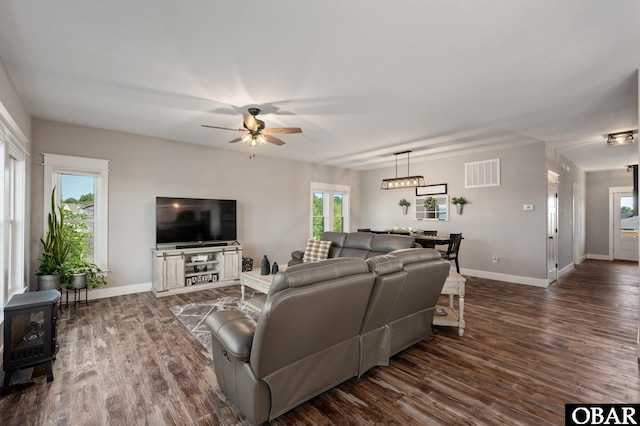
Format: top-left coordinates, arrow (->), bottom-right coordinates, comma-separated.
438,233 -> 462,273
422,230 -> 437,236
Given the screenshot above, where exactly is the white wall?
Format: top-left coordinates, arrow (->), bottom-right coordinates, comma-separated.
30,119 -> 362,295
361,142 -> 550,285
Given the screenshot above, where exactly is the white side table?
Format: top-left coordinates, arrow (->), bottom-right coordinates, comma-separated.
433,270 -> 466,336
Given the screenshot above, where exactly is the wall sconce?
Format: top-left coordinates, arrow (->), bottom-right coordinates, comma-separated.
381,150 -> 425,190
607,131 -> 635,146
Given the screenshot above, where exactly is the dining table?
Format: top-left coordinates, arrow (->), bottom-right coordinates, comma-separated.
369,230 -> 451,249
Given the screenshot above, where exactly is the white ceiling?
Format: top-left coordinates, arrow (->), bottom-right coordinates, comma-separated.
0,1 -> 638,171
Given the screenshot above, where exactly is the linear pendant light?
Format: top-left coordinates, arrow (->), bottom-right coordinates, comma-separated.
381,150 -> 425,190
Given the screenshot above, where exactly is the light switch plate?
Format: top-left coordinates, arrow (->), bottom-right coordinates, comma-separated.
523,204 -> 534,211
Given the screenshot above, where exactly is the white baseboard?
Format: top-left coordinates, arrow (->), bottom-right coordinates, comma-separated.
460,268 -> 548,288
83,282 -> 152,300
586,254 -> 612,261
558,263 -> 574,278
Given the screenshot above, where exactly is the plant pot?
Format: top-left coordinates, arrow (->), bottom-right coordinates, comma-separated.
37,274 -> 61,291
69,273 -> 87,290
456,204 -> 464,215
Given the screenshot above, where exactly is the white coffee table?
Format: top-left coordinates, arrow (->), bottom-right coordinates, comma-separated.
240,269 -> 276,311
432,269 -> 466,336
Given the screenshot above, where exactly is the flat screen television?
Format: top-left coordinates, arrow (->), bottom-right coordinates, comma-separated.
156,197 -> 237,247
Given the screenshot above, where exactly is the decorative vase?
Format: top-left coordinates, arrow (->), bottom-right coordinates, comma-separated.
261,255 -> 271,275
456,204 -> 464,215
271,262 -> 279,274
402,205 -> 408,215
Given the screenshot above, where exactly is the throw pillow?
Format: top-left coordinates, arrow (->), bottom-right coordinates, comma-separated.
302,239 -> 332,263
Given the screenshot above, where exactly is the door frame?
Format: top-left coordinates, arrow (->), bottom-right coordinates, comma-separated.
547,171 -> 559,286
609,185 -> 634,261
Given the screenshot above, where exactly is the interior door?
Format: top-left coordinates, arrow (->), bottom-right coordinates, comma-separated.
547,178 -> 558,284
613,192 -> 639,261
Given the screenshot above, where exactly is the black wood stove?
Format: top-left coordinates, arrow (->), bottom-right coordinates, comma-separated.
2,289 -> 60,394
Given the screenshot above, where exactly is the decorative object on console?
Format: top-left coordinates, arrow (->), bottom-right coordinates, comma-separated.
302,239 -> 332,263
260,255 -> 271,275
451,197 -> 469,215
242,257 -> 253,272
271,262 -> 279,274
399,198 -> 411,215
381,150 -> 425,190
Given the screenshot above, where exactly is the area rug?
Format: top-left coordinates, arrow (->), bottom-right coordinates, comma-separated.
170,296 -> 260,358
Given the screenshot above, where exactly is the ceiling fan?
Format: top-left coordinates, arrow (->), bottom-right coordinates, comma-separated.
201,108 -> 302,147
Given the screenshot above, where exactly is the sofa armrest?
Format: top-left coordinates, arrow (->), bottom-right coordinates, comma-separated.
204,310 -> 256,361
291,249 -> 305,260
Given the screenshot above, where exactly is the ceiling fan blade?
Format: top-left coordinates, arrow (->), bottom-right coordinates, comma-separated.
228,136 -> 245,143
263,134 -> 286,146
263,127 -> 303,135
201,125 -> 245,132
243,114 -> 258,131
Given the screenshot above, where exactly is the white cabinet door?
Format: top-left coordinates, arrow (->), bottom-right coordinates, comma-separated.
223,250 -> 241,280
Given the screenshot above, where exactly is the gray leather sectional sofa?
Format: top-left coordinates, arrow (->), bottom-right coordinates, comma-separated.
205,243 -> 450,425
288,231 -> 420,266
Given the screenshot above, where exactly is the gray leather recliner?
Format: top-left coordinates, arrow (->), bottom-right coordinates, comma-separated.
205,257 -> 375,425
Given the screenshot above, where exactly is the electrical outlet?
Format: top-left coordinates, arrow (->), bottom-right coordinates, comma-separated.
492,255 -> 499,264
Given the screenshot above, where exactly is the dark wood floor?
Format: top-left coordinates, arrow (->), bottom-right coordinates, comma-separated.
1,259 -> 638,425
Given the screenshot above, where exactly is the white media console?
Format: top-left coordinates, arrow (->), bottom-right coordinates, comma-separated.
151,243 -> 243,297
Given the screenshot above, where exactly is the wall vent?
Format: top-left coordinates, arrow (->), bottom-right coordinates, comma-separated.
465,158 -> 500,188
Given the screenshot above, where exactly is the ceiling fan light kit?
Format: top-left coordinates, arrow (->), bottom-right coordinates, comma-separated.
202,107 -> 302,149
381,150 -> 426,190
607,131 -> 635,146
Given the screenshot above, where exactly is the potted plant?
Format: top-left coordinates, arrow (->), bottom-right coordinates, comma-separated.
36,188 -> 70,291
64,257 -> 107,290
423,196 -> 437,211
451,197 -> 469,215
399,198 -> 411,215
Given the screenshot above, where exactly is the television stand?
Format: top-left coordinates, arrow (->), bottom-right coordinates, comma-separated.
151,245 -> 243,297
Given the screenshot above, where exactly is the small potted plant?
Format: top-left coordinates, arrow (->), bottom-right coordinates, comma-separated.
399,198 -> 411,215
451,197 -> 469,215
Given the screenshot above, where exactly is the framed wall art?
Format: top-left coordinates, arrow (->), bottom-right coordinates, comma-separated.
415,183 -> 448,196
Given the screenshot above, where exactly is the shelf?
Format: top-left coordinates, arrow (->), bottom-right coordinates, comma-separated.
185,270 -> 220,278
185,260 -> 220,267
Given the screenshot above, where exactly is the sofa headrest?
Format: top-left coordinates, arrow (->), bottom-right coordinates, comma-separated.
371,234 -> 415,253
343,232 -> 375,250
389,247 -> 443,264
366,254 -> 404,275
269,257 -> 369,295
319,231 -> 347,248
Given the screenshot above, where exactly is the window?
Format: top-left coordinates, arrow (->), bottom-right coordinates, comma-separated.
43,154 -> 109,272
0,121 -> 27,318
310,183 -> 350,239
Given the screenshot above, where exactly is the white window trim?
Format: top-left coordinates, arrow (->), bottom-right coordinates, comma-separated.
310,182 -> 350,237
43,153 -> 110,272
0,120 -> 27,324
